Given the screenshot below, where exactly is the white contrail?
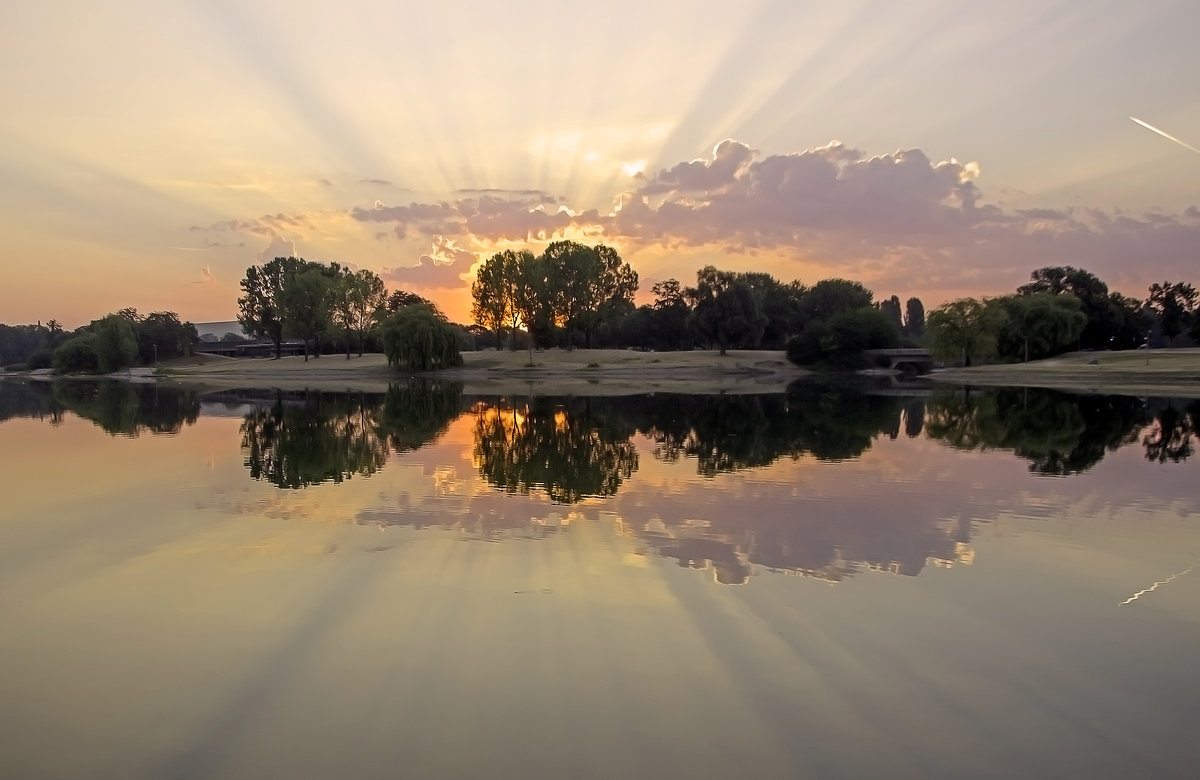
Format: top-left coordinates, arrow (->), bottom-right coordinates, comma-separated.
1119,566 -> 1194,606
1129,116 -> 1200,155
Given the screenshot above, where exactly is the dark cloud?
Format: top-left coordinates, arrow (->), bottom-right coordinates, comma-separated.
359,178 -> 393,186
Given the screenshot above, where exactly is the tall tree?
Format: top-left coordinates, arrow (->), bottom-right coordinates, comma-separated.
926,298 -> 1007,366
688,266 -> 767,355
738,273 -> 804,349
877,295 -> 903,333
1146,281 -> 1198,346
136,311 -> 199,363
386,288 -> 435,314
332,268 -> 387,358
513,251 -> 556,355
649,278 -> 692,350
90,313 -> 139,372
237,258 -> 293,359
798,279 -> 874,324
540,241 -> 638,348
279,261 -> 335,361
1018,266 -> 1117,349
904,297 -> 925,337
471,249 -> 534,350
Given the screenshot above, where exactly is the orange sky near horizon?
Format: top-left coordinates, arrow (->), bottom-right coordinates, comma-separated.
2,1 -> 1199,328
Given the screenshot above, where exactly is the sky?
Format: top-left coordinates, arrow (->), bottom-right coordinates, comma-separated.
2,0 -> 1199,328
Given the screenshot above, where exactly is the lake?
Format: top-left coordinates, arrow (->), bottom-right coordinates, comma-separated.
1,379 -> 1198,779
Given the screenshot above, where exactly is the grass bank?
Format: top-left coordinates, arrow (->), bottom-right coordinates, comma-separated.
156,349 -> 808,396
931,348 -> 1200,397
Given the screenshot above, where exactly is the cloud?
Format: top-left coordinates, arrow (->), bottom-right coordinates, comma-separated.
196,218 -> 274,237
640,139 -> 756,194
381,236 -> 477,290
212,139 -> 1200,302
360,178 -> 393,186
256,233 -> 297,262
614,141 -> 989,247
350,191 -> 576,242
198,265 -> 215,284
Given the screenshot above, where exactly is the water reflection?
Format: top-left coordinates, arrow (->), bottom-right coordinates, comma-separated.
0,379 -> 199,435
239,380 -> 465,488
1142,398 -> 1198,463
473,397 -> 638,502
4,378 -> 1200,778
925,387 -> 1147,475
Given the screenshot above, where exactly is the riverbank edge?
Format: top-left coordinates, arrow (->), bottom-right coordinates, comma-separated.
6,348 -> 1200,398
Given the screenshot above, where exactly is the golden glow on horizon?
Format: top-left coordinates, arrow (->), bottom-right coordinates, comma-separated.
1,2 -> 1199,326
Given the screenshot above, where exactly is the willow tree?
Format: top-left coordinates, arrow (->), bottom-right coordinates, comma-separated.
379,304 -> 463,371
926,297 -> 1007,366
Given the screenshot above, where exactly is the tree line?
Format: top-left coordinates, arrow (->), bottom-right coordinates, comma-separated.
7,253 -> 1195,377
470,242 -> 925,364
236,256 -> 463,370
0,310 -> 199,373
925,267 -> 1198,366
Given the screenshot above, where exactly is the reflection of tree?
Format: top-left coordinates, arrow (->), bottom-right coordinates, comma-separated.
786,384 -> 908,461
1,380 -> 200,435
925,387 -> 1146,475
375,379 -> 464,452
1143,401 -> 1198,463
0,381 -> 65,424
242,391 -> 390,489
473,397 -> 639,503
635,386 -> 907,474
904,399 -> 925,438
241,381 -> 464,489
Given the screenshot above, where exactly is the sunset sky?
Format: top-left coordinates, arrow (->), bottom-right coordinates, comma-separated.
2,0 -> 1198,327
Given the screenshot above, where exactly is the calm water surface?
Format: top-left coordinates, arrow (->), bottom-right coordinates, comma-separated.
1,380 -> 1198,779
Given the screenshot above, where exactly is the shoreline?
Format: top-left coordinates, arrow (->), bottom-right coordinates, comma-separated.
929,348 -> 1200,397
153,349 -> 810,397
6,347 -> 1200,398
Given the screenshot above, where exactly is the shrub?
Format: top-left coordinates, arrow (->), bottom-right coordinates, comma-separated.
27,349 -> 53,370
53,336 -> 101,373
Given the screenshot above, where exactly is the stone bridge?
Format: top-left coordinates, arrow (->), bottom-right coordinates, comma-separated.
864,348 -> 936,373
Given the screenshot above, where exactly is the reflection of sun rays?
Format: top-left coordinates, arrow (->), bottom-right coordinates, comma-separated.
1119,566 -> 1194,606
